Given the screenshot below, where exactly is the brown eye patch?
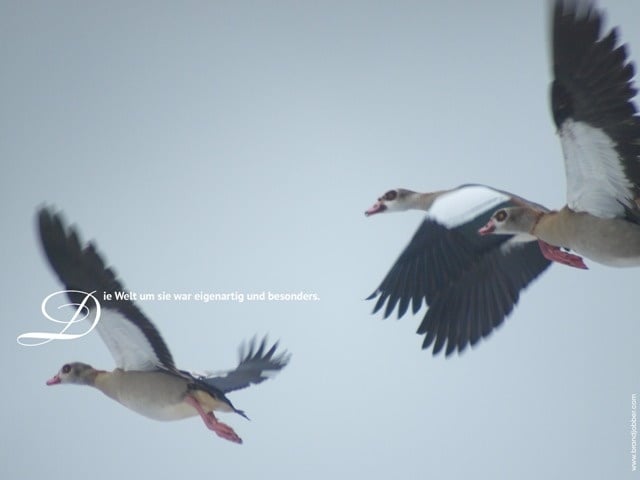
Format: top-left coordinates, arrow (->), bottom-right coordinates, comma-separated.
495,209 -> 507,222
62,364 -> 71,374
383,190 -> 397,201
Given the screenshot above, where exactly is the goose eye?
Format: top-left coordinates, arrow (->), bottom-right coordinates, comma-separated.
62,364 -> 71,374
495,210 -> 507,222
383,190 -> 397,201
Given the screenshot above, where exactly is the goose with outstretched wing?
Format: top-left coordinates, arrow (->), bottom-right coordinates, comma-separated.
480,0 -> 640,268
39,208 -> 289,444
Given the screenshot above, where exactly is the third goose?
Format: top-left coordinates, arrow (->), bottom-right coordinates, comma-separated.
480,0 -> 640,268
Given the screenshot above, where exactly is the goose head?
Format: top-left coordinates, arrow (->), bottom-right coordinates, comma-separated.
478,207 -> 540,236
365,189 -> 420,216
46,362 -> 97,386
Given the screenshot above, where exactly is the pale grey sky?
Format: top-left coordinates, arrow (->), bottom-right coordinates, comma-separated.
2,1 -> 639,479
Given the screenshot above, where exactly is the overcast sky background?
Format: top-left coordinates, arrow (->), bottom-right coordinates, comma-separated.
2,1 -> 640,478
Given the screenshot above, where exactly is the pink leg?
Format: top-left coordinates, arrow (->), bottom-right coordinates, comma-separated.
538,240 -> 588,270
184,395 -> 243,444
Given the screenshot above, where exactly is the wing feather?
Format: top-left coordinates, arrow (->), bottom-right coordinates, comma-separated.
368,188 -> 552,356
200,337 -> 290,394
38,208 -> 176,371
552,0 -> 640,217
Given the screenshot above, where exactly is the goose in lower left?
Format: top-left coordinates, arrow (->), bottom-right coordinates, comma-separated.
38,207 -> 289,444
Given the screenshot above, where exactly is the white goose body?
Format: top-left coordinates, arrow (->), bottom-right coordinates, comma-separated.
426,185 -> 511,229
38,208 -> 289,443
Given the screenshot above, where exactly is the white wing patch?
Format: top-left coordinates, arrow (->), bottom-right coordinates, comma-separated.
95,309 -> 162,371
428,185 -> 510,228
560,119 -> 633,218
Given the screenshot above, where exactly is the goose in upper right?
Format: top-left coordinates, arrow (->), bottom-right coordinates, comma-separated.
480,0 -> 640,268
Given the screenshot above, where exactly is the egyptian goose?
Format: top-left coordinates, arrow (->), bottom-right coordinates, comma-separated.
365,184 -> 584,356
479,0 -> 640,268
39,208 -> 289,444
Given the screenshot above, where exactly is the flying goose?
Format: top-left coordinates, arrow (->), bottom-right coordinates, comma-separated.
39,208 -> 289,444
365,184 -> 585,357
480,0 -> 640,268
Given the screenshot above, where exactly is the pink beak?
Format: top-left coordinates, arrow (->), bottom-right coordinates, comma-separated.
478,220 -> 496,236
46,374 -> 61,386
365,202 -> 386,216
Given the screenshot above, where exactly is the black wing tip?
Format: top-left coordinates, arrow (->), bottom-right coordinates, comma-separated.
37,205 -> 64,243
37,204 -> 56,221
37,206 -> 78,277
419,322 -> 490,358
553,0 -> 600,25
413,241 -> 551,358
36,206 -> 108,289
368,289 -> 420,320
37,204 -> 53,226
36,206 -> 177,371
37,205 -> 77,236
37,206 -> 90,260
234,408 -> 250,421
240,335 -> 291,370
551,0 -> 640,131
365,289 -> 379,301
